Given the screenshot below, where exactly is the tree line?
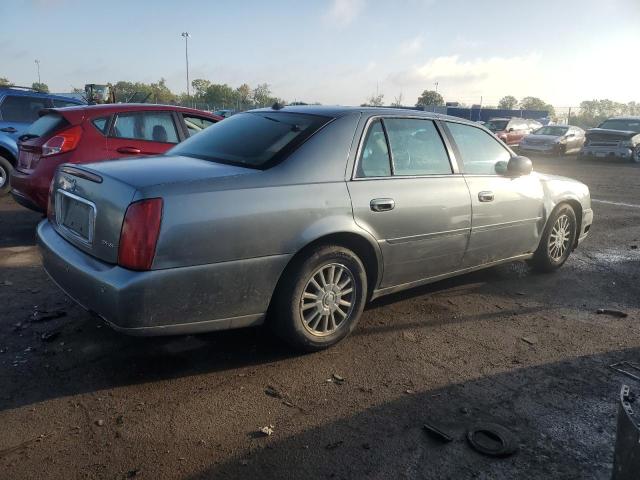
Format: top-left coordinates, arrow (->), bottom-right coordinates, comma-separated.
2,75 -> 638,128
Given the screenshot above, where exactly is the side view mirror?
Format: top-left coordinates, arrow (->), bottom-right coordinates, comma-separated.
507,155 -> 533,176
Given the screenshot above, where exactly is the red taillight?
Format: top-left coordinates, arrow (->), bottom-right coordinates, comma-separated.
117,199 -> 163,271
46,180 -> 55,222
41,125 -> 82,157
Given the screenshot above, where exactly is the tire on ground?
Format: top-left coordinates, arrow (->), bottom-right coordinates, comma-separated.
0,155 -> 13,196
530,203 -> 577,273
271,245 -> 368,352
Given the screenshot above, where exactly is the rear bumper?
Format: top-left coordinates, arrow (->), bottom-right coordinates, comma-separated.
37,220 -> 290,335
10,168 -> 48,212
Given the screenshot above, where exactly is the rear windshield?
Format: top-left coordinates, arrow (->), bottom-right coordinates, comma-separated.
486,119 -> 508,131
169,111 -> 332,169
597,119 -> 640,133
23,113 -> 69,138
535,126 -> 568,136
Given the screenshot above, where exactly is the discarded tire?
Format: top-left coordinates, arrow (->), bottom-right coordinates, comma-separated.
466,423 -> 519,458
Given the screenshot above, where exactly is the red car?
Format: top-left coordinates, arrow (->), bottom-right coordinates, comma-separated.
10,104 -> 222,212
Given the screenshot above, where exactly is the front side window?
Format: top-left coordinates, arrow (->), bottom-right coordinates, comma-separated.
111,112 -> 179,143
447,122 -> 511,175
183,114 -> 215,137
0,95 -> 49,123
357,120 -> 391,177
384,119 -> 451,175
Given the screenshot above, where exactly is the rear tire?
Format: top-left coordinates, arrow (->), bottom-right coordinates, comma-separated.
0,155 -> 13,196
530,204 -> 577,273
271,245 -> 367,352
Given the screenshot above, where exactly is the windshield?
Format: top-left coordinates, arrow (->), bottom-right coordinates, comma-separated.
486,120 -> 508,131
597,119 -> 640,132
169,111 -> 332,169
21,113 -> 69,140
534,126 -> 568,136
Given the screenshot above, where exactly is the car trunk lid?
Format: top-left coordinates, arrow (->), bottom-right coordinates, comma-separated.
49,156 -> 256,264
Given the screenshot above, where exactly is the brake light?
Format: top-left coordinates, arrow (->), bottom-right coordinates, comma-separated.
41,125 -> 82,157
46,180 -> 56,222
118,199 -> 163,271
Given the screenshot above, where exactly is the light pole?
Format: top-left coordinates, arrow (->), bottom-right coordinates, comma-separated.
181,32 -> 191,102
34,59 -> 41,85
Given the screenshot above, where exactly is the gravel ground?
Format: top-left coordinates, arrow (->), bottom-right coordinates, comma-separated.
0,155 -> 639,479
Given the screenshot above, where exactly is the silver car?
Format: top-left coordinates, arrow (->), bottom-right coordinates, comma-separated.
520,125 -> 586,155
38,106 -> 593,350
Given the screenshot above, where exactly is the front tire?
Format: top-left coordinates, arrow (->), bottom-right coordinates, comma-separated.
0,155 -> 13,196
530,204 -> 577,273
632,146 -> 640,164
271,245 -> 367,351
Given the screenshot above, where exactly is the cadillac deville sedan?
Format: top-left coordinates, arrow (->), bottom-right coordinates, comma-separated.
38,106 -> 593,351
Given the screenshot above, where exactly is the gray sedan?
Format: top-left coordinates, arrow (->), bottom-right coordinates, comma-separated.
38,106 -> 593,350
519,125 -> 586,155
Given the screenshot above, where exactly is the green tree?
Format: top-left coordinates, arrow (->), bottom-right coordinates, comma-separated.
361,92 -> 384,107
0,77 -> 12,87
253,83 -> 273,107
236,83 -> 252,107
191,79 -> 211,99
519,96 -> 555,117
415,90 -> 444,108
498,95 -> 518,109
32,82 -> 49,93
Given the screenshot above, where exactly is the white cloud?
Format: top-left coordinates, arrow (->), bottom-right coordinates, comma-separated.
398,35 -> 423,55
324,0 -> 365,27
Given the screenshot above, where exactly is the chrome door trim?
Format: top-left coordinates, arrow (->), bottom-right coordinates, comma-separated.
386,227 -> 470,245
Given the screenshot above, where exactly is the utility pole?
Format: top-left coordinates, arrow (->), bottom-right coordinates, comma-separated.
34,59 -> 41,85
434,81 -> 439,93
181,32 -> 191,102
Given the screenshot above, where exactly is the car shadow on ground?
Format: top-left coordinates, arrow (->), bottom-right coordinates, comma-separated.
0,207 -> 42,248
184,347 -> 639,480
2,251 -> 636,415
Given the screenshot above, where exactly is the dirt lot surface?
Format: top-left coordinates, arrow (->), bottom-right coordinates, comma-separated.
1,155 -> 639,479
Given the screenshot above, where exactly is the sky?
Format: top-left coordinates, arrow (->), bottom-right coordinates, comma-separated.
1,0 -> 639,108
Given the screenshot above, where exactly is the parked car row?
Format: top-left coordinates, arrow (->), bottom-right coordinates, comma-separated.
0,86 -> 84,195
36,105 -> 593,350
10,104 -> 221,212
578,117 -> 640,163
485,117 -> 543,147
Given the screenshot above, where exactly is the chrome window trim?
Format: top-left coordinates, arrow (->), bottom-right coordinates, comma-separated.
351,114 -> 459,181
54,189 -> 97,247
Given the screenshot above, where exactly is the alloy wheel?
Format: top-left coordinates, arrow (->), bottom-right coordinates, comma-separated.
299,263 -> 356,337
548,214 -> 571,261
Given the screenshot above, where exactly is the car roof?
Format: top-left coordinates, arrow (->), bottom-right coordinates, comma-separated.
249,105 -> 480,126
48,103 -> 220,118
0,87 -> 84,103
603,116 -> 640,121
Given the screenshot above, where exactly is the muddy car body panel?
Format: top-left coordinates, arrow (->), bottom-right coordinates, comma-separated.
37,106 -> 593,335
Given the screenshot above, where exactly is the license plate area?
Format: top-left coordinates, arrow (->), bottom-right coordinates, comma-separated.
55,190 -> 96,245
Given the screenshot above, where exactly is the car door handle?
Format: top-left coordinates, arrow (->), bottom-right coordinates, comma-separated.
370,198 -> 395,212
0,127 -> 17,133
478,191 -> 494,202
116,146 -> 141,154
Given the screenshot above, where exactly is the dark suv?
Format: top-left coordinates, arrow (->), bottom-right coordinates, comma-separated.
0,87 -> 84,195
579,117 -> 640,163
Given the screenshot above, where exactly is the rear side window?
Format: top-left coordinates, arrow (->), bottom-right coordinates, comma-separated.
357,120 -> 391,177
0,95 -> 49,123
384,119 -> 451,175
92,117 -> 110,135
182,114 -> 215,137
23,113 -> 69,138
170,112 -> 331,169
112,112 -> 179,143
447,122 -> 510,175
